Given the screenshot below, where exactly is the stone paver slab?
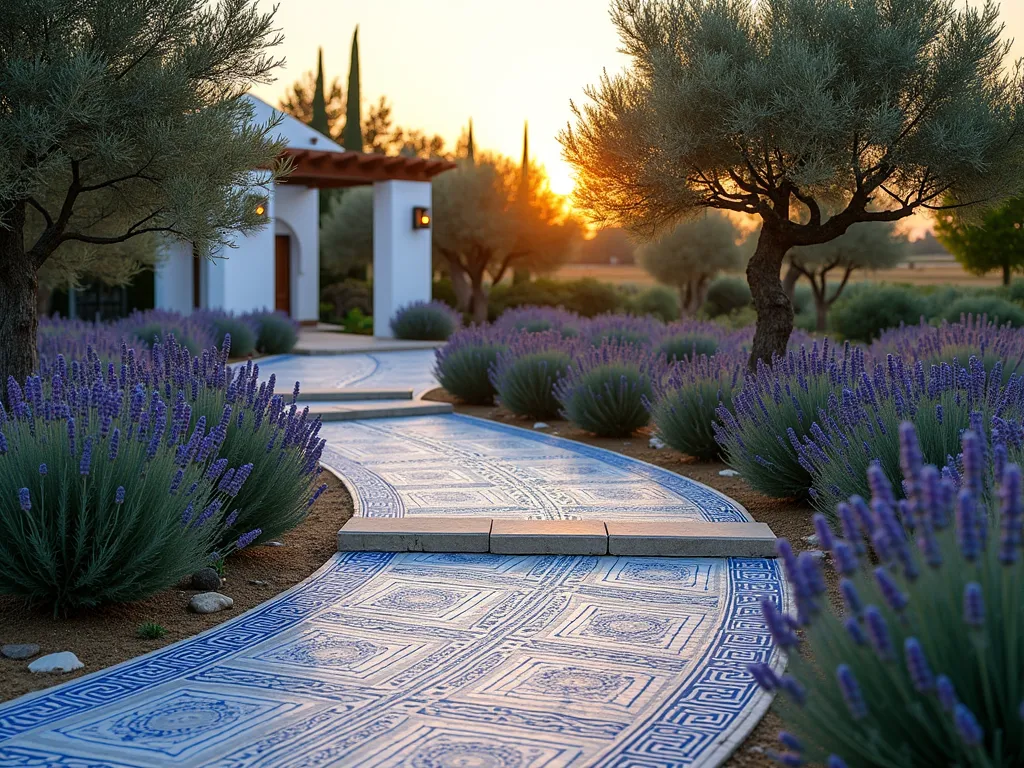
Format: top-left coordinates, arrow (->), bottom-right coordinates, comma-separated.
296,387 -> 413,402
490,519 -> 608,555
337,516 -> 491,553
607,520 -> 777,557
309,400 -> 453,422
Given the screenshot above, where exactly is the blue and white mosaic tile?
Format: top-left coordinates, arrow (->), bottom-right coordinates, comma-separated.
0,354 -> 786,767
319,414 -> 751,522
257,350 -> 439,397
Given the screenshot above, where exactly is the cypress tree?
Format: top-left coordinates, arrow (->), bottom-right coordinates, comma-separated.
341,27 -> 363,152
310,48 -> 330,138
466,118 -> 475,163
513,121 -> 531,284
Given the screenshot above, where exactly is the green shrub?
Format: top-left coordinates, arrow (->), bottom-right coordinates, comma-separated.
750,424 -> 1024,768
715,341 -> 864,500
205,313 -> 257,357
137,622 -> 168,639
703,276 -> 751,317
390,301 -> 461,341
629,285 -> 681,322
1005,279 -> 1024,304
434,327 -> 508,405
340,308 -> 373,335
656,333 -> 720,363
255,312 -> 299,354
559,278 -> 625,317
320,279 -> 372,321
555,342 -> 659,437
921,284 -> 967,319
490,331 -> 573,419
649,352 -> 743,460
943,295 -> 1024,327
830,285 -> 927,342
0,348 -> 280,613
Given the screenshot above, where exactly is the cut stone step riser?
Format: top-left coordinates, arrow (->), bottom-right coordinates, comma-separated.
311,403 -> 454,421
337,517 -> 777,558
296,388 -> 414,402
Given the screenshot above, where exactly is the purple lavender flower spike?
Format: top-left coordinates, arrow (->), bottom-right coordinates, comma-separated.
18,488 -> 31,512
79,437 -> 93,475
115,486 -> 125,505
903,637 -> 934,693
954,703 -> 984,747
832,541 -> 858,575
844,617 -> 866,646
826,756 -> 849,768
748,662 -> 780,692
956,489 -> 981,562
839,578 -> 862,616
936,675 -> 957,712
799,551 -> 827,598
864,606 -> 894,662
812,513 -> 835,552
963,582 -> 985,628
836,664 -> 868,720
235,528 -> 263,550
873,567 -> 908,612
768,751 -> 803,767
998,463 -> 1023,565
38,463 -> 47,476
108,428 -> 120,461
778,732 -> 802,753
760,598 -> 799,649
224,509 -> 240,528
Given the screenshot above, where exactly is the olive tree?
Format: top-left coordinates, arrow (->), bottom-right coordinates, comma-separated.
562,0 -> 1024,365
785,221 -> 908,330
0,0 -> 286,383
638,212 -> 745,314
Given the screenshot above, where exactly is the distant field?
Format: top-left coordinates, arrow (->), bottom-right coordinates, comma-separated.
550,256 -> 1004,288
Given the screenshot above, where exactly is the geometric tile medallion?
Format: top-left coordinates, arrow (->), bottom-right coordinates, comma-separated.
0,367 -> 788,768
0,552 -> 787,767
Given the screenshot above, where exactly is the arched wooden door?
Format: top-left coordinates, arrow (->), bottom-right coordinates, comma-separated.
274,235 -> 291,315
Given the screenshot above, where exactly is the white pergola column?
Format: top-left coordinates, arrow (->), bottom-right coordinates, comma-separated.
372,179 -> 432,337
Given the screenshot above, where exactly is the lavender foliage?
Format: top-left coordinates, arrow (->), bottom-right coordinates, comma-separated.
749,423 -> 1024,766
648,351 -> 744,460
554,340 -> 662,437
389,301 -> 462,341
490,331 -> 574,420
433,326 -> 509,405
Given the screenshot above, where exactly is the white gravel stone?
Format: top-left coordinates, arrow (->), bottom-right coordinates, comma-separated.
532,422 -> 550,430
28,652 -> 83,674
189,592 -> 234,614
648,436 -> 667,450
718,469 -> 741,477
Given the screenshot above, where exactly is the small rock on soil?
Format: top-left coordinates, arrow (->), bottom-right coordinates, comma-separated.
189,592 -> 234,614
28,652 -> 83,674
2,643 -> 40,661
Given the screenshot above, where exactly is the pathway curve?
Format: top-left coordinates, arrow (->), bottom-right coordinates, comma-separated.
0,353 -> 786,768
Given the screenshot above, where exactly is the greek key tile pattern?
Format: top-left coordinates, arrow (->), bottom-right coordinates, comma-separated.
257,351 -> 439,397
319,414 -> 751,523
0,353 -> 786,767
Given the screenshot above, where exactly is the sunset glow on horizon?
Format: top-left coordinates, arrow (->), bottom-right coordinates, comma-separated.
253,0 -> 1024,224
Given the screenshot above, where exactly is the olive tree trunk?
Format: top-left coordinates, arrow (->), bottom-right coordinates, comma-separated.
0,202 -> 38,389
746,225 -> 794,367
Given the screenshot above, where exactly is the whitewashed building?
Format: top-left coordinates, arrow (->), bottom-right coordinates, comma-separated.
154,96 -> 454,336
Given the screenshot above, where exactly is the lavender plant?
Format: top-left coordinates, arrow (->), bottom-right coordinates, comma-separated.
195,310 -> 258,357
495,306 -> 582,337
797,355 -> 1024,513
143,334 -> 326,548
0,343 -> 267,612
872,316 -> 1024,384
648,352 -> 744,460
253,310 -> 299,354
585,313 -> 663,349
714,340 -> 866,500
555,341 -> 661,437
490,331 -> 573,420
655,320 -> 733,363
434,326 -> 508,405
750,423 -> 1024,767
122,309 -> 216,356
390,301 -> 462,341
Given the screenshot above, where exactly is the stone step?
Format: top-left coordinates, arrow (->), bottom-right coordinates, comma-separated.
308,400 -> 453,422
296,388 -> 414,402
337,517 -> 777,558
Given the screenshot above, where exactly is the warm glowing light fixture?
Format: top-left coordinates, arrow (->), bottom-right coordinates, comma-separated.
255,203 -> 266,216
412,206 -> 431,230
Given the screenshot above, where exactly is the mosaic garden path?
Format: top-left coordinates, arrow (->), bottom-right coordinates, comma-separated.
0,355 -> 787,768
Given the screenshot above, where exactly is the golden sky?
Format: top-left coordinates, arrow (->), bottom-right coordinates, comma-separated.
253,0 -> 1024,233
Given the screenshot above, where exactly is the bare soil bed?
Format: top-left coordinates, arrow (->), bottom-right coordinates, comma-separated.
424,388 -> 838,767
0,471 -> 353,704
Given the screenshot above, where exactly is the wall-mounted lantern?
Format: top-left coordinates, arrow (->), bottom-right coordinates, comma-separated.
412,206 -> 431,230
255,202 -> 267,217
